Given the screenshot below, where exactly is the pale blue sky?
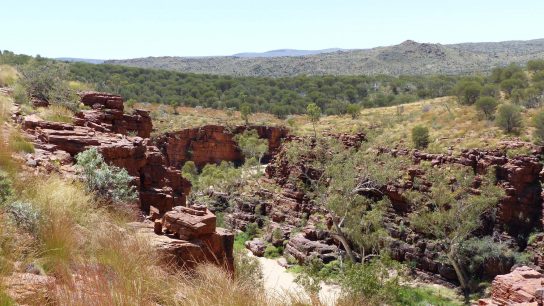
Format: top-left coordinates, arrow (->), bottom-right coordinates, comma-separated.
2,0 -> 543,59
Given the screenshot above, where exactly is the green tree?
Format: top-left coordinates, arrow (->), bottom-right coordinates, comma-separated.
528,59 -> 544,72
240,103 -> 252,125
346,104 -> 362,119
496,103 -> 522,133
411,125 -> 430,149
407,166 -> 503,294
475,96 -> 498,120
234,129 -> 269,163
532,110 -> 544,144
454,80 -> 482,105
306,103 -> 321,138
500,78 -> 525,97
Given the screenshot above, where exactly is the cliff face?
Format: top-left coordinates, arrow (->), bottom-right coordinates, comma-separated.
154,125 -> 289,169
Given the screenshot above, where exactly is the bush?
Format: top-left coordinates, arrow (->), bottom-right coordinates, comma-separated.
454,80 -> 482,105
0,171 -> 12,204
4,201 -> 41,234
75,148 -> 137,202
475,96 -> 498,120
411,125 -> 430,149
263,244 -> 283,258
458,237 -> 519,280
496,103 -> 522,134
533,110 -> 544,144
346,104 -> 362,119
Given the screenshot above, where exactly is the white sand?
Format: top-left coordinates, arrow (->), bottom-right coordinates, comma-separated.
248,251 -> 341,305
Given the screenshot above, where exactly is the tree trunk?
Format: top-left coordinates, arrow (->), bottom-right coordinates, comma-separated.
447,251 -> 468,296
332,220 -> 356,263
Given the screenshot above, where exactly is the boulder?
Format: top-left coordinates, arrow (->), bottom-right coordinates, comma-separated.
245,238 -> 266,257
163,205 -> 216,240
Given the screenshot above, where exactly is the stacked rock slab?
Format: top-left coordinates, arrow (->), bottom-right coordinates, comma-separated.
478,266 -> 544,305
76,91 -> 152,138
150,204 -> 233,273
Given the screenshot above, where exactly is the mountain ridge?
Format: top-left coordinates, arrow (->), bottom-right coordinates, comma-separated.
105,38 -> 544,77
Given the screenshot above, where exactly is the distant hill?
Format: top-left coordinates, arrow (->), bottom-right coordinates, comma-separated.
57,57 -> 105,64
105,39 -> 544,77
233,48 -> 344,58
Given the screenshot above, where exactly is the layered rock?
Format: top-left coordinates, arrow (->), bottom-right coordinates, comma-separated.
76,92 -> 152,138
130,221 -> 234,273
284,229 -> 339,264
154,125 -> 289,169
478,266 -> 544,305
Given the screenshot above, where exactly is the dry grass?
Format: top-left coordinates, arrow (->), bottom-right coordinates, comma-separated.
143,96 -> 544,153
132,102 -> 283,135
0,65 -> 17,87
37,104 -> 74,124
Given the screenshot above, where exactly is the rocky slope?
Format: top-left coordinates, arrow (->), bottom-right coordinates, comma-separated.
106,38 -> 544,77
225,132 -> 544,286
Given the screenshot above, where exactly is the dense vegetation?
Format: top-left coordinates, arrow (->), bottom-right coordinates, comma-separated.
68,61 -> 458,117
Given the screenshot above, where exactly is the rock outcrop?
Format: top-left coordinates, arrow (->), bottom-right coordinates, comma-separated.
478,266 -> 544,305
76,92 -> 152,138
155,125 -> 289,169
17,92 -> 234,273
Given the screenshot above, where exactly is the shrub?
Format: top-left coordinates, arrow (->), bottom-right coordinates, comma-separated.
263,244 -> 282,258
346,104 -> 362,119
496,103 -> 522,134
234,249 -> 263,286
4,201 -> 41,234
0,171 -> 12,204
75,148 -> 137,202
533,110 -> 544,144
411,125 -> 430,149
475,96 -> 498,120
458,237 -> 518,280
454,80 -> 481,105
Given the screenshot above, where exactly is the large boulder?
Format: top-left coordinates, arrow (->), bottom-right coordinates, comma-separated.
162,205 -> 216,240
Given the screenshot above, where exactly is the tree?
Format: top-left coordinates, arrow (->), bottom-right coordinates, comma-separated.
18,60 -> 79,110
475,96 -> 498,120
407,166 -> 503,294
240,103 -> 252,125
285,138 -> 391,262
528,59 -> 544,72
500,78 -> 525,97
346,104 -> 362,119
411,125 -> 430,149
496,103 -> 522,133
453,80 -> 482,105
533,110 -> 544,144
234,129 -> 269,163
306,103 -> 321,138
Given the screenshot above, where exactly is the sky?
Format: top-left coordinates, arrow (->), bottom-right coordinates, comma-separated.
2,0 -> 543,59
